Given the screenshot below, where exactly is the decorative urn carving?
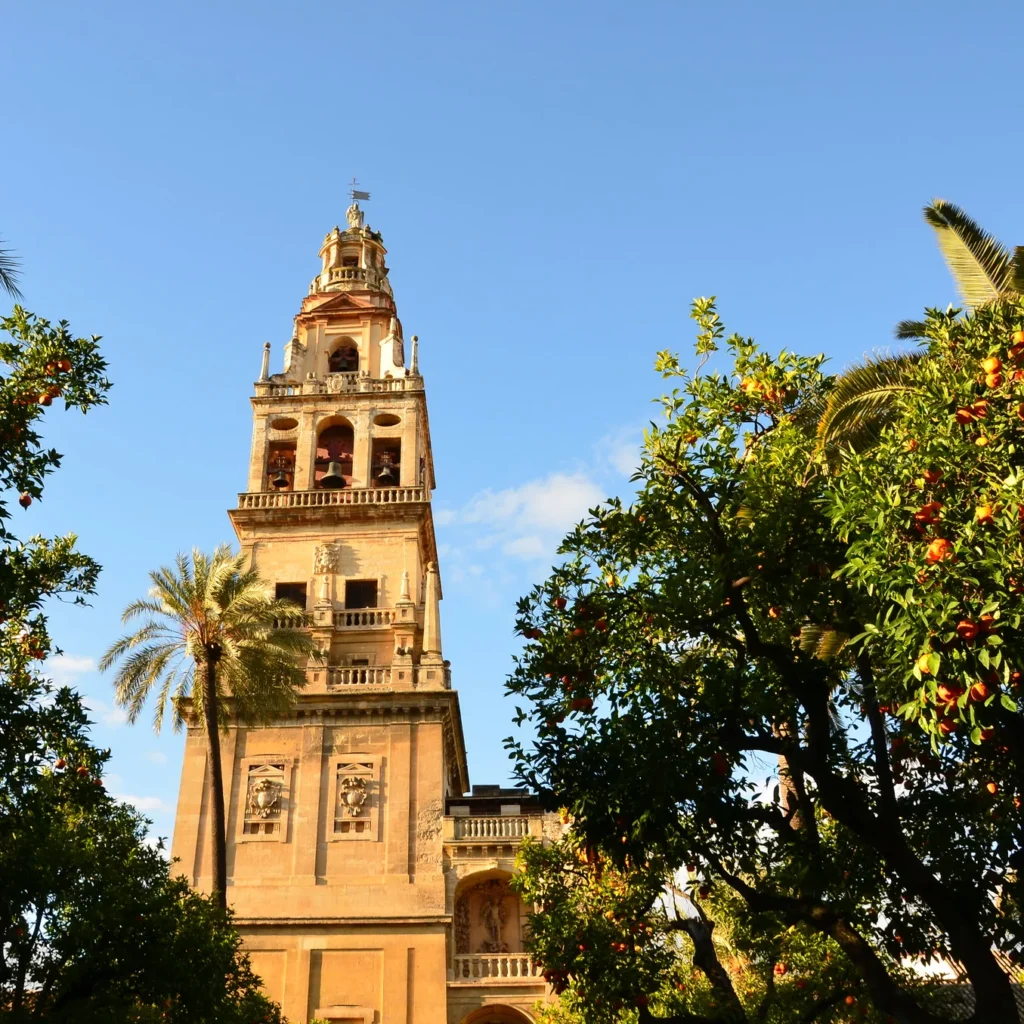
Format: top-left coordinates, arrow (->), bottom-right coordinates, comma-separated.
340,776 -> 368,817
247,778 -> 281,819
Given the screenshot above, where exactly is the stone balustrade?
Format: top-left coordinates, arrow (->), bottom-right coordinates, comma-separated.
327,266 -> 367,284
451,954 -> 542,982
325,666 -> 391,688
304,663 -> 451,691
255,374 -> 422,398
238,486 -> 429,510
452,816 -> 531,841
333,608 -> 394,629
272,613 -> 311,630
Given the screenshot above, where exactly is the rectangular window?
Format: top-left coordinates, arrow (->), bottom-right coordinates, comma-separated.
276,582 -> 307,607
345,580 -> 377,609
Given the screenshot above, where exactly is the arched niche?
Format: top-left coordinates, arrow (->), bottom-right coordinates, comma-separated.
314,416 -> 354,488
453,870 -> 526,955
459,1005 -> 534,1024
328,337 -> 359,374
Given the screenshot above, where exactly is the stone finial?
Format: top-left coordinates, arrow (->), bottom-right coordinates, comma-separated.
399,569 -> 411,602
410,335 -> 419,375
346,202 -> 364,230
259,341 -> 271,381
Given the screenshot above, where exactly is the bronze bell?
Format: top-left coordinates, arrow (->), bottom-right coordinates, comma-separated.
271,468 -> 289,489
320,461 -> 346,489
376,459 -> 396,483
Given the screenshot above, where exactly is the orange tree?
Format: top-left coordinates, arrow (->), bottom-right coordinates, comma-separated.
1,309 -> 282,1022
506,298 -> 1021,1023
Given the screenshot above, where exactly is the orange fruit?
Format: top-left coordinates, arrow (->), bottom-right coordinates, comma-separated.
983,355 -> 1003,373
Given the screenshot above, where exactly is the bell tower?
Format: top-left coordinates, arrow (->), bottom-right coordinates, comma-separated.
170,200 -> 472,1024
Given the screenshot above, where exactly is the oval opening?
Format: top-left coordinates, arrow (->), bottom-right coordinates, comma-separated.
373,413 -> 401,427
270,416 -> 298,431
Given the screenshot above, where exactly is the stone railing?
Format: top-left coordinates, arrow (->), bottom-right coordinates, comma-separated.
451,954 -> 543,982
327,266 -> 367,284
305,662 -> 451,691
333,608 -> 394,629
272,613 -> 311,630
452,816 -> 531,841
254,374 -> 422,398
324,666 -> 391,688
237,486 -> 429,510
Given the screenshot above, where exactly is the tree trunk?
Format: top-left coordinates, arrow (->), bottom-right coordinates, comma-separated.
201,656 -> 228,911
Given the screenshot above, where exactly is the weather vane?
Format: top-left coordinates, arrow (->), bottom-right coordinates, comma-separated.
348,177 -> 370,202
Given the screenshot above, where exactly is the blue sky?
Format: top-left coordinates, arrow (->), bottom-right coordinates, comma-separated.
4,0 -> 1024,841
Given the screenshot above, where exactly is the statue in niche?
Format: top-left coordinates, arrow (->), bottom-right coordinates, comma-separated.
346,202 -> 364,230
478,880 -> 511,953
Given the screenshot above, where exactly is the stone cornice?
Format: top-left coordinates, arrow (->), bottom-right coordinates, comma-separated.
183,690 -> 470,793
234,915 -> 450,928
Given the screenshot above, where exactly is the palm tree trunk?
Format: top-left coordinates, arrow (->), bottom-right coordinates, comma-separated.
201,656 -> 228,910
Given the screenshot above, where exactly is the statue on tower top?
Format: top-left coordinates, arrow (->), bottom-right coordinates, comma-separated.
346,202 -> 364,230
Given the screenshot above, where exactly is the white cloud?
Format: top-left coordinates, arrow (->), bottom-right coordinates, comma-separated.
596,427 -> 643,477
502,535 -> 546,559
45,654 -> 96,686
433,431 -> 643,592
116,793 -> 173,814
459,472 -> 605,533
145,751 -> 168,765
83,696 -> 128,728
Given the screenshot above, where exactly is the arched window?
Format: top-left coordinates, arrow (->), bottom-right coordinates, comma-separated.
315,421 -> 354,488
328,343 -> 359,374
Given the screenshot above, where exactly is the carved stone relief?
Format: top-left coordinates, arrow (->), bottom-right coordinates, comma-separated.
454,894 -> 471,954
339,776 -> 368,817
416,798 -> 443,867
313,543 -> 339,575
243,763 -> 285,835
332,761 -> 376,839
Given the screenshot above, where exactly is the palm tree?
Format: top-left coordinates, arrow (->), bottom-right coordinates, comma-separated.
0,235 -> 24,299
816,199 -> 1023,461
99,546 -> 320,909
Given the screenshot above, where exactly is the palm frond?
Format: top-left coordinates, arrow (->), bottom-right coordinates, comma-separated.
103,545 -> 315,736
893,319 -> 929,341
0,238 -> 23,300
814,352 -> 923,463
798,625 -> 850,661
923,199 -> 1013,307
1010,246 -> 1024,293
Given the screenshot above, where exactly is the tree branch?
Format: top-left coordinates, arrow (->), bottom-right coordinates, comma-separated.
715,868 -> 953,1024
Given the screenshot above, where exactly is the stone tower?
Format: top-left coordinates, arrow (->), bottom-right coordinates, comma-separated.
170,203 -> 554,1024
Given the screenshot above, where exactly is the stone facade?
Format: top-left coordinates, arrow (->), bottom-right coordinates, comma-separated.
170,206 -> 559,1024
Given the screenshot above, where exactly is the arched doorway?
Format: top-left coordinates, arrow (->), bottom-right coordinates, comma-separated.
459,1005 -> 533,1024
